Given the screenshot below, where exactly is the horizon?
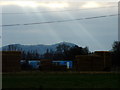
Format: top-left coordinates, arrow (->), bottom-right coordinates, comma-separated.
1,41 -> 113,52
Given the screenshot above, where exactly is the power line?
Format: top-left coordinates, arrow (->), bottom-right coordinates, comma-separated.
1,14 -> 118,27
1,6 -> 117,14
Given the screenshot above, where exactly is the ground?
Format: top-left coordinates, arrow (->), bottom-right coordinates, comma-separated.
2,71 -> 120,89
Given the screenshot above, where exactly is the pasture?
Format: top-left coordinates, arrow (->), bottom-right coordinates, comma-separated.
2,72 -> 120,89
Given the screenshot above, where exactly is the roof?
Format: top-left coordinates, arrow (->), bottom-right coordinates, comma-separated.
2,51 -> 21,54
95,51 -> 111,53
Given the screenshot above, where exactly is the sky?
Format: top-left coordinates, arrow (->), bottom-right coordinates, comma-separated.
1,1 -> 118,52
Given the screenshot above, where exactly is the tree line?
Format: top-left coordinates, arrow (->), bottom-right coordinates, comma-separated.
5,44 -> 90,60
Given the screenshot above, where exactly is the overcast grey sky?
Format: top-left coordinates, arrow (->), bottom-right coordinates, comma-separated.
1,1 -> 118,51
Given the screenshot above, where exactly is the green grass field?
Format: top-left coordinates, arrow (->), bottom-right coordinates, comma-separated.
2,72 -> 120,89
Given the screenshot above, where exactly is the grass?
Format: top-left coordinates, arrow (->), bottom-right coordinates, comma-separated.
2,71 -> 120,89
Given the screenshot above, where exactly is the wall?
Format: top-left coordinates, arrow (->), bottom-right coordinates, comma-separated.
2,51 -> 21,72
74,51 -> 112,71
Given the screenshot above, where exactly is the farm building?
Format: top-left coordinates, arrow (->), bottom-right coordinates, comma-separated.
2,50 -> 112,72
23,59 -> 72,71
35,59 -> 69,71
52,61 -> 72,69
74,51 -> 112,71
2,51 -> 21,72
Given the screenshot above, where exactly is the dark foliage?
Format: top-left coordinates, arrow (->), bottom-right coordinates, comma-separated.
112,41 -> 120,67
4,44 -> 90,60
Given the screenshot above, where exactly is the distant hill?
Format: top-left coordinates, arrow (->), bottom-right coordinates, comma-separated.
2,42 -> 77,54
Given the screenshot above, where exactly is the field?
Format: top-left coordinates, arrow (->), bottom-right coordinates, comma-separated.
2,72 -> 120,89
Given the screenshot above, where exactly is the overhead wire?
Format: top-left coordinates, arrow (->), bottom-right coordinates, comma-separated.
1,14 -> 118,27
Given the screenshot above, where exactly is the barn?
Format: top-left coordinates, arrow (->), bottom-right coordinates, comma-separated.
74,51 -> 112,71
2,51 -> 21,72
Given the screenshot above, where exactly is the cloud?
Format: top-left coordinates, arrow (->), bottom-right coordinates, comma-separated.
2,2 -> 118,51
